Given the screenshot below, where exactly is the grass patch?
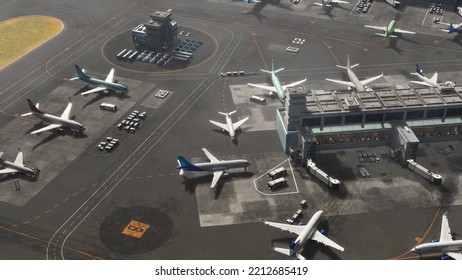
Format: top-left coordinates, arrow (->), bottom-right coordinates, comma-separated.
0,16 -> 63,70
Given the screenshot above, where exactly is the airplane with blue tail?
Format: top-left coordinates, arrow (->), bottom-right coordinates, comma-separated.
410,64 -> 439,88
441,22 -> 462,34
177,148 -> 251,189
70,65 -> 128,96
263,210 -> 345,260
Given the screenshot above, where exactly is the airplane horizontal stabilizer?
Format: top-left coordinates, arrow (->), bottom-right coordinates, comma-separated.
445,252 -> 462,260
272,246 -> 292,256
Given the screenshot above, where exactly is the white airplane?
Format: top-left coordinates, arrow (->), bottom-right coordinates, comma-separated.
365,19 -> 416,37
247,61 -> 307,102
177,148 -> 251,189
209,111 -> 249,140
410,64 -> 439,88
70,65 -> 128,96
0,149 -> 38,177
263,210 -> 344,260
411,211 -> 462,260
325,55 -> 383,92
441,22 -> 462,34
314,0 -> 350,7
21,99 -> 85,135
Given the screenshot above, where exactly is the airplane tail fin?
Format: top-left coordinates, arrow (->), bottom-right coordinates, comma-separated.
177,156 -> 194,175
449,23 -> 456,33
73,65 -> 91,81
416,64 -> 424,76
0,152 -> 3,158
25,99 -> 44,114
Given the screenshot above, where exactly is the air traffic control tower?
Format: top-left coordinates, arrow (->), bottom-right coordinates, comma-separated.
132,11 -> 178,51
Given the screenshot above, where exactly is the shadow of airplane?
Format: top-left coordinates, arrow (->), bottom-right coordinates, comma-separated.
240,0 -> 292,22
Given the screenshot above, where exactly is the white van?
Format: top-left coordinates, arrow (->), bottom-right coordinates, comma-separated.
267,167 -> 287,179
100,103 -> 117,111
267,177 -> 287,190
250,95 -> 267,105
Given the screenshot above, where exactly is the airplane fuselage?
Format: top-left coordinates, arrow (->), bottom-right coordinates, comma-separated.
0,159 -> 36,176
32,112 -> 85,131
83,77 -> 128,93
412,240 -> 462,255
290,210 -> 324,256
225,115 -> 236,139
386,20 -> 397,37
271,73 -> 286,101
347,68 -> 366,92
192,159 -> 251,172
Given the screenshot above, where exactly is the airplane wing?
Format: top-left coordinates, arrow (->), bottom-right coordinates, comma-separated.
394,28 -> 416,35
439,211 -> 453,242
263,221 -> 304,236
232,117 -> 249,130
410,80 -> 433,87
0,168 -> 17,175
210,170 -> 224,189
81,86 -> 107,96
364,25 -> 387,31
445,252 -> 462,260
247,83 -> 276,92
282,78 -> 307,90
332,0 -> 350,3
14,151 -> 24,167
105,68 -> 115,83
325,78 -> 355,88
61,102 -> 73,120
209,120 -> 229,133
429,72 -> 438,85
31,124 -> 63,135
202,148 -> 219,163
359,73 -> 383,86
311,230 -> 345,252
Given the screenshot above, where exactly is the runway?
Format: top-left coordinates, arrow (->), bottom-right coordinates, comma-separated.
1,0 -> 462,260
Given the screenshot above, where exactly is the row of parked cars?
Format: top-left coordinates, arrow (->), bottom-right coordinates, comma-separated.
356,0 -> 372,13
97,136 -> 119,152
429,3 -> 444,15
116,110 -> 147,133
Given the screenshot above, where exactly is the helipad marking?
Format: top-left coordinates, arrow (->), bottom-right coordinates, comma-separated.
121,220 -> 150,239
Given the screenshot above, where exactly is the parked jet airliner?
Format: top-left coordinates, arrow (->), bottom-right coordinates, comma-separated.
21,99 -> 85,135
441,22 -> 462,34
264,210 -> 344,260
365,19 -> 416,37
0,149 -> 38,177
325,55 -> 383,92
410,65 -> 439,88
247,61 -> 307,102
71,65 -> 128,96
411,211 -> 462,260
209,111 -> 249,140
177,148 -> 251,189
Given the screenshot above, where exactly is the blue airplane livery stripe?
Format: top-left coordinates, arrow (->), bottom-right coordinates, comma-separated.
177,156 -> 204,171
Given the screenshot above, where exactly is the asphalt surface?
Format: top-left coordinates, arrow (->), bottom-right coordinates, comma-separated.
1,0 -> 462,260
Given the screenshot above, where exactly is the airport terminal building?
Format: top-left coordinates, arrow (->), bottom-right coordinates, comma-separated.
276,85 -> 462,164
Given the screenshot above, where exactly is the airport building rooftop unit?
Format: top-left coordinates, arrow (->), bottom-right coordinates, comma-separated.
132,11 -> 178,51
276,85 -> 462,164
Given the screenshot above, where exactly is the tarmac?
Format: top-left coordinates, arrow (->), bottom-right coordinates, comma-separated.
0,0 -> 462,260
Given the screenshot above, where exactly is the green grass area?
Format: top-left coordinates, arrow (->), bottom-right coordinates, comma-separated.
0,16 -> 63,69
